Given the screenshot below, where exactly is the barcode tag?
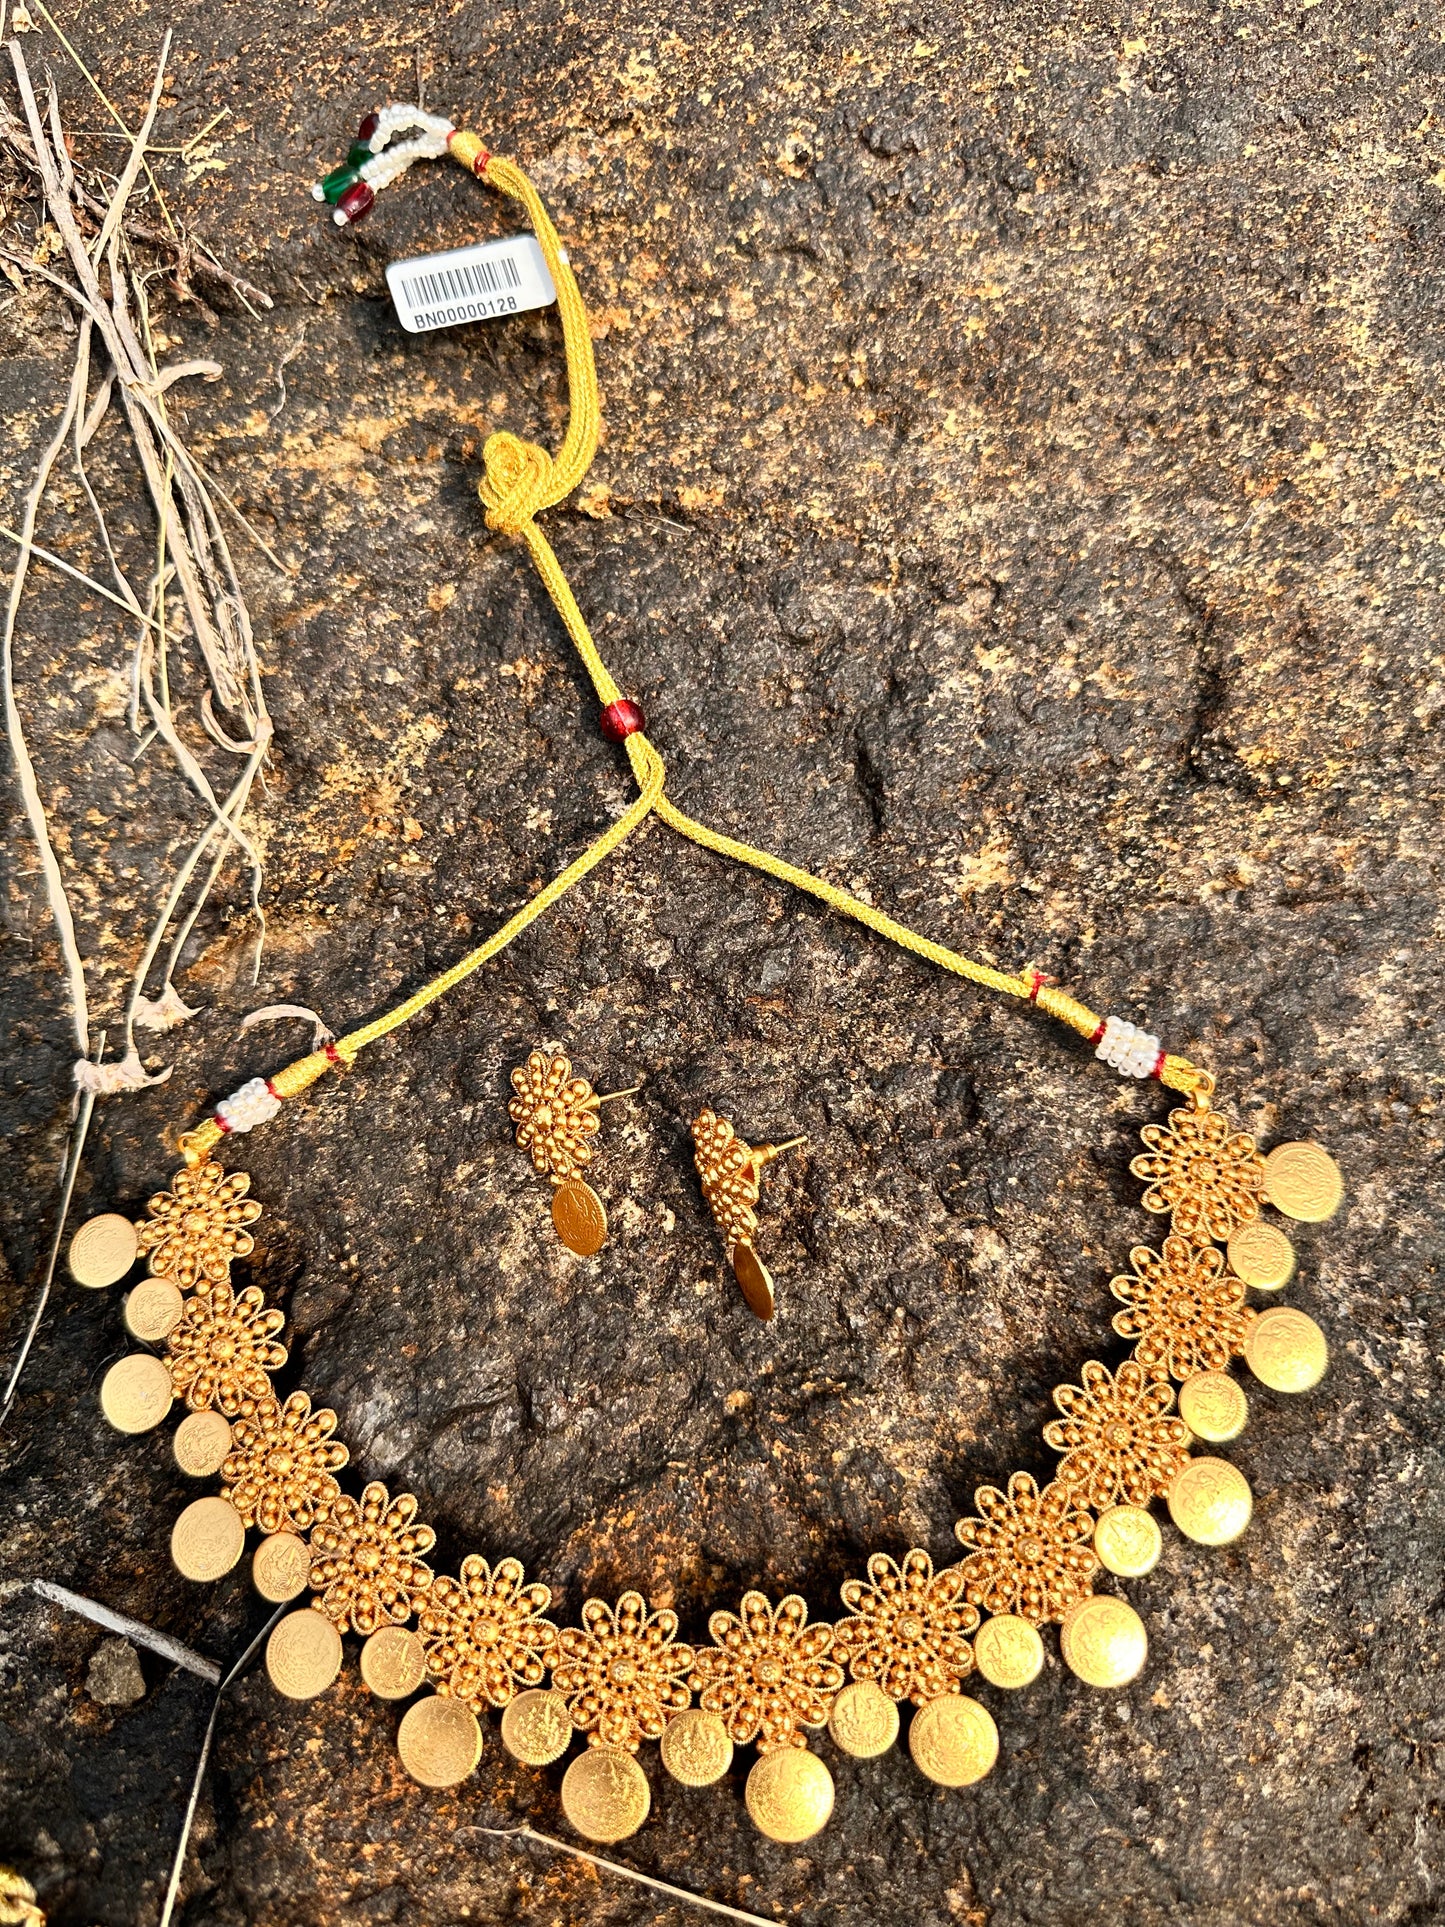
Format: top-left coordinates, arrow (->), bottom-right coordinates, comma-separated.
385,235 -> 556,334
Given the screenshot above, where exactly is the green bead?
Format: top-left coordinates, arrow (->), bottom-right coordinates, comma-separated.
320,164 -> 362,205
346,141 -> 374,169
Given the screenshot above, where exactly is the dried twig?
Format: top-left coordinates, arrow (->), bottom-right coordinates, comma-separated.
158,1608 -> 286,1927
461,1824 -> 782,1926
28,1580 -> 221,1683
0,1036 -> 100,1433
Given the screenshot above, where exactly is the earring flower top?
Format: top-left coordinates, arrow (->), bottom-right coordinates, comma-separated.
508,1050 -> 600,1183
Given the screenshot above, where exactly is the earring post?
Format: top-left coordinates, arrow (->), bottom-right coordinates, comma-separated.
593,1083 -> 642,1106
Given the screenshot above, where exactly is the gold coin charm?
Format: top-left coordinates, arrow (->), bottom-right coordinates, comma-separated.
1093,1504 -> 1164,1578
551,1178 -> 608,1257
744,1747 -> 835,1841
828,1679 -> 900,1759
1167,1456 -> 1253,1544
561,1747 -> 652,1842
69,1212 -> 139,1288
973,1614 -> 1045,1690
99,1352 -> 172,1433
123,1277 -> 184,1343
170,1496 -> 245,1582
1178,1370 -> 1249,1443
360,1626 -> 427,1700
908,1694 -> 999,1787
732,1243 -> 776,1321
173,1408 -> 234,1477
501,1687 -> 574,1766
266,1607 -> 343,1700
1227,1220 -> 1295,1291
1245,1305 -> 1329,1393
659,1707 -> 734,1785
252,1531 -> 313,1603
397,1693 -> 483,1788
1060,1596 -> 1148,1688
1261,1141 -> 1343,1222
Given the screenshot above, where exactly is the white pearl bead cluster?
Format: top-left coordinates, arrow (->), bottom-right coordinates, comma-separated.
216,1076 -> 282,1135
312,103 -> 456,225
1095,1015 -> 1161,1079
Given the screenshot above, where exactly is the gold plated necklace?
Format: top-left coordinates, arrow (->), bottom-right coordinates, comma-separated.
68,106 -> 1345,1851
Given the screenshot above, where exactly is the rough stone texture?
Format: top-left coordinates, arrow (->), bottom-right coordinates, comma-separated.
1,2 -> 1442,1924
83,1639 -> 147,1709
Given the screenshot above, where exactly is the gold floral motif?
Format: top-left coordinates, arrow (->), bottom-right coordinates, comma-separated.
165,1280 -> 286,1415
1043,1360 -> 1191,1509
1130,1101 -> 1266,1246
691,1110 -> 762,1254
954,1472 -> 1098,1625
220,1391 -> 348,1533
508,1050 -> 600,1182
552,1591 -> 695,1752
419,1555 -> 560,1711
832,1551 -> 979,1707
137,1160 -> 262,1289
308,1481 -> 436,1634
1111,1236 -> 1258,1382
690,1591 -> 842,1752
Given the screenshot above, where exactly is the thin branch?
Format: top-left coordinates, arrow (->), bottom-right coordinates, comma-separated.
29,1580 -> 221,1683
463,1825 -> 782,1926
0,1036 -> 100,1432
158,1608 -> 286,1927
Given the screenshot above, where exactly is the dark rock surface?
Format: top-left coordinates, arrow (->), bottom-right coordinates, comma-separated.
1,2 -> 1442,1923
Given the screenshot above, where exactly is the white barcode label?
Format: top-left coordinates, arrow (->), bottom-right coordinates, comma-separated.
385,235 -> 556,334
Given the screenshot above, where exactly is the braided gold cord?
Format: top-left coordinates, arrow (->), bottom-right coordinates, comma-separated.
249,137 -> 1201,1116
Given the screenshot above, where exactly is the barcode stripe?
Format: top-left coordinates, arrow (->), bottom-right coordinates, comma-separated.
397,252 -> 522,311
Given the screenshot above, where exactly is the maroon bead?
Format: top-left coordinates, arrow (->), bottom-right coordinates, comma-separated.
599,698 -> 646,743
335,181 -> 375,225
357,111 -> 380,142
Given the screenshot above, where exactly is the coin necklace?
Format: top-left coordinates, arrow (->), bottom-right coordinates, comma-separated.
71,107 -> 1345,1850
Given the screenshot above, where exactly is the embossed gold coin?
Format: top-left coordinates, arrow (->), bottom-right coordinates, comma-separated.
561,1746 -> 652,1842
1262,1141 -> 1343,1222
908,1693 -> 999,1787
1227,1220 -> 1295,1291
732,1244 -> 776,1321
501,1687 -> 574,1766
1178,1370 -> 1249,1443
123,1277 -> 184,1343
1167,1456 -> 1253,1544
398,1693 -> 483,1788
973,1613 -> 1045,1689
173,1408 -> 234,1477
828,1678 -> 901,1759
170,1495 -> 245,1582
1245,1305 -> 1329,1393
251,1531 -> 313,1603
659,1707 -> 734,1785
266,1607 -> 343,1700
99,1352 -> 172,1433
1093,1504 -> 1163,1578
1060,1596 -> 1148,1688
552,1178 -> 608,1256
744,1746 -> 835,1840
69,1212 -> 139,1288
360,1626 -> 427,1700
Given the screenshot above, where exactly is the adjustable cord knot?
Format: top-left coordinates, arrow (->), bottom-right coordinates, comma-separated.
481,430 -> 558,536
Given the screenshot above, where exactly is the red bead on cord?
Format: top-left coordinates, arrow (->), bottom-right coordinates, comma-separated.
357,111 -> 380,143
1089,1021 -> 1107,1046
599,698 -> 646,743
1149,1049 -> 1167,1079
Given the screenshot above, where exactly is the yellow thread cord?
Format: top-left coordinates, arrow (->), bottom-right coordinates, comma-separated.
259,142 -> 1203,1102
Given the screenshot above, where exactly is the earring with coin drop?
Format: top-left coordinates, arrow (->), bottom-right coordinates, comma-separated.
507,1049 -> 639,1256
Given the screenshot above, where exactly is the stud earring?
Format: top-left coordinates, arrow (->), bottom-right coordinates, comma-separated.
508,1049 -> 639,1256
691,1108 -> 805,1321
